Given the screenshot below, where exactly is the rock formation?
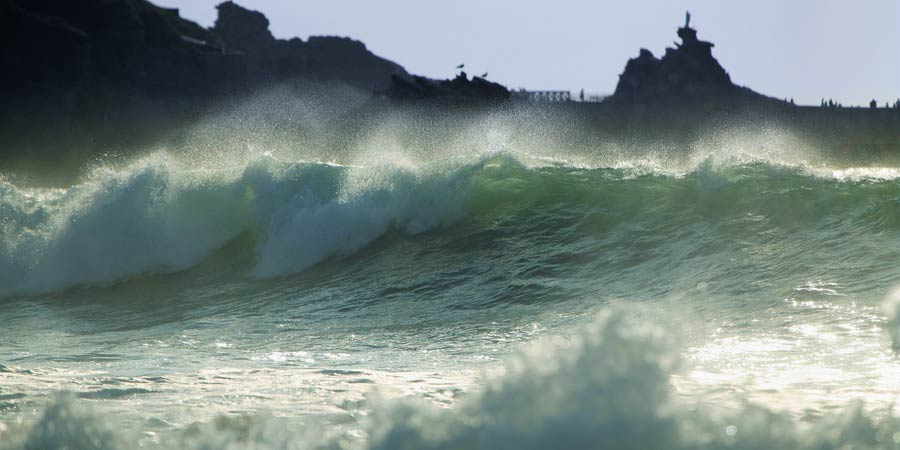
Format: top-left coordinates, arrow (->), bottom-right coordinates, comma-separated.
610,14 -> 775,105
211,1 -> 406,89
1,0 -> 234,99
0,0 -> 410,166
2,0 -> 407,98
384,72 -> 511,107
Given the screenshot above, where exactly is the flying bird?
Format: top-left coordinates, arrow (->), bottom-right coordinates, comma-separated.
481,72 -> 488,78
456,64 -> 465,69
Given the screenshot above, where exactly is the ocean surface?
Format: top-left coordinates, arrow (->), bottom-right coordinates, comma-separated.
3,139 -> 900,449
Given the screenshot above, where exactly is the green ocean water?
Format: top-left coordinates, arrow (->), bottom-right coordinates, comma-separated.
2,148 -> 900,449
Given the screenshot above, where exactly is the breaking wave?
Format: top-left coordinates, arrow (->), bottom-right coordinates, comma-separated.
2,151 -> 900,298
0,154 -> 474,297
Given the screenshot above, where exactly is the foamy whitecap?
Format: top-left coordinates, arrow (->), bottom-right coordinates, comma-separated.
0,153 -> 490,297
3,311 -> 900,450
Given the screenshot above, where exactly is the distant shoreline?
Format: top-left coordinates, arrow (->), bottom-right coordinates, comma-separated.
2,0 -> 899,179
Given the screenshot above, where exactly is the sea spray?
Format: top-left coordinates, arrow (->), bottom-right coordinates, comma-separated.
0,154 -> 484,297
250,158 -> 475,278
4,311 -> 900,450
882,287 -> 900,352
3,152 -> 900,298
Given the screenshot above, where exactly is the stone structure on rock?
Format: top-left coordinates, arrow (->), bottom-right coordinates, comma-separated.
610,12 -> 770,105
1,0 -> 407,101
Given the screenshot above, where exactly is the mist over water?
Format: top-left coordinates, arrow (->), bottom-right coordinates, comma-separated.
3,89 -> 900,449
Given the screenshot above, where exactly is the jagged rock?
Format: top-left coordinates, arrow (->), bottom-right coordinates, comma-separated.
214,1 -> 274,51
0,0 -> 411,166
210,2 -> 405,89
384,71 -> 510,107
1,0 -> 409,101
610,17 -> 762,104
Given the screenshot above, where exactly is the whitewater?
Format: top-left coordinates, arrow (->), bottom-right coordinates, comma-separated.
3,103 -> 900,449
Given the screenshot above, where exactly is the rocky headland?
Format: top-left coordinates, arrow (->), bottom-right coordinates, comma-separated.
2,3 -> 899,174
0,0 -> 407,167
609,15 -> 784,108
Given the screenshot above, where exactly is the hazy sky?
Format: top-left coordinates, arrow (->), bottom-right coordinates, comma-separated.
158,0 -> 899,106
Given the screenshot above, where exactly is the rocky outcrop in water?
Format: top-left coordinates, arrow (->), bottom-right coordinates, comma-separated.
384,72 -> 511,107
1,0 -> 246,168
610,15 -> 776,106
1,0 -> 406,100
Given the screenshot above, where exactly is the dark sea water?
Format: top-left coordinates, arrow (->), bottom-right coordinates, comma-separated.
3,144 -> 900,449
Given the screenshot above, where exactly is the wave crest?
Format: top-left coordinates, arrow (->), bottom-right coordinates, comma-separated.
3,152 -> 900,298
0,154 -> 487,297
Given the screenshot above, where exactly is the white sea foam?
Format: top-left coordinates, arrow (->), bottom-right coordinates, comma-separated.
3,148 -> 899,298
0,154 -> 481,297
3,311 -> 900,450
250,159 -> 475,278
0,156 -> 250,297
882,286 -> 900,352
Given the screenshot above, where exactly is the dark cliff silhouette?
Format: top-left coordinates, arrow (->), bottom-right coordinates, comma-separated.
609,13 -> 781,107
2,4 -> 899,176
212,1 -> 406,89
0,0 -> 407,168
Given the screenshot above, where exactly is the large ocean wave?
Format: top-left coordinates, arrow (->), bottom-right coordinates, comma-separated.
2,151 -> 900,298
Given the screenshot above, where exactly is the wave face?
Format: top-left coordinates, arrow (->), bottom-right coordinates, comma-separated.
0,154 -> 476,297
2,152 -> 899,299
